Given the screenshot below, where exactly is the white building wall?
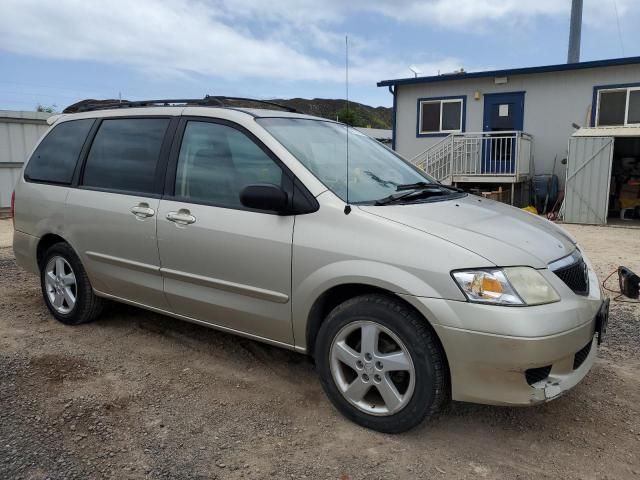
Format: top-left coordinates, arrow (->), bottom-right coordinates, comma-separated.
0,111 -> 51,208
393,63 -> 640,185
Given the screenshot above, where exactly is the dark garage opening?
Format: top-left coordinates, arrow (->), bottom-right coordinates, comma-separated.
609,137 -> 640,226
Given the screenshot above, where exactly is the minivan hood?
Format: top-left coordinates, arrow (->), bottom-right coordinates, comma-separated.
359,195 -> 576,268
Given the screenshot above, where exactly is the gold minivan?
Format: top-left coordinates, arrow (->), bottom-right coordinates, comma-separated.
13,97 -> 609,433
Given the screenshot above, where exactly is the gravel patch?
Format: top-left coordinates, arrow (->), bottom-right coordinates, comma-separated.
1,221 -> 639,479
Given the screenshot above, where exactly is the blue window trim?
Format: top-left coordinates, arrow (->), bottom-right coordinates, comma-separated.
389,85 -> 397,150
416,95 -> 466,138
591,82 -> 640,127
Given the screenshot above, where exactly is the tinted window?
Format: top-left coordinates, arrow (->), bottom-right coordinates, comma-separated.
627,90 -> 640,124
420,102 -> 440,132
25,119 -> 94,184
442,101 -> 462,130
82,118 -> 169,194
598,90 -> 626,126
420,99 -> 462,133
175,121 -> 283,208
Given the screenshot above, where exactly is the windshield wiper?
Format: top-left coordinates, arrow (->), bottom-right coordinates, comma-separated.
374,188 -> 447,206
395,181 -> 432,191
396,181 -> 464,193
374,183 -> 465,206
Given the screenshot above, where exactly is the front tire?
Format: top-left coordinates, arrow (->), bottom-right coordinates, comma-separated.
315,294 -> 448,433
40,242 -> 104,325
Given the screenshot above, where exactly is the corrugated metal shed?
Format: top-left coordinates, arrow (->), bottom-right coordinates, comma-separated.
563,136 -> 614,225
0,110 -> 51,208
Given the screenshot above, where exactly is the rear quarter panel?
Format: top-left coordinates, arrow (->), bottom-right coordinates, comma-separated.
14,180 -> 69,238
13,179 -> 70,273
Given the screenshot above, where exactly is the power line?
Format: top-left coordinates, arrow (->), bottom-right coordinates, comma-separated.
0,98 -> 48,105
0,89 -> 88,100
0,80 -> 104,96
612,0 -> 625,56
0,80 -> 171,102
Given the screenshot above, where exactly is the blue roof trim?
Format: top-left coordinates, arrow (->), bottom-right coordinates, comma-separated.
377,56 -> 640,88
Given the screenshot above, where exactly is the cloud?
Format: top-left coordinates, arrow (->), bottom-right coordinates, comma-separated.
0,0 -> 636,90
387,0 -> 636,29
214,0 -> 637,30
367,0 -> 567,28
0,0 -> 465,86
0,1 -> 337,81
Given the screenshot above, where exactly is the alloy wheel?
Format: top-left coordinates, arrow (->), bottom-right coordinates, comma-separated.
329,320 -> 415,416
44,256 -> 77,314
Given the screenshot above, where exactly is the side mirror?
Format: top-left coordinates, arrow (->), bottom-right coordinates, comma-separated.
240,184 -> 289,213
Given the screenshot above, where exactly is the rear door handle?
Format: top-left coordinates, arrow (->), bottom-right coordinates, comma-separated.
166,209 -> 196,225
131,203 -> 155,218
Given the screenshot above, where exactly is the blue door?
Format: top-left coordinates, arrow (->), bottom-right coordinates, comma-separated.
482,92 -> 525,174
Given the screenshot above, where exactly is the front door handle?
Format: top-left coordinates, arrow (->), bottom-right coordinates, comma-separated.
131,203 -> 155,218
166,209 -> 196,225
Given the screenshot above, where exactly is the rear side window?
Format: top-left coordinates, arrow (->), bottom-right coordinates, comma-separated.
24,119 -> 94,184
82,118 -> 170,194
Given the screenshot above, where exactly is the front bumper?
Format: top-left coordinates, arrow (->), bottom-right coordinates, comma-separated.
432,320 -> 597,405
402,272 -> 604,406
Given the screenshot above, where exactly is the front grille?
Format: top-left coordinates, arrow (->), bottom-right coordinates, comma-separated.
573,341 -> 592,370
551,255 -> 589,295
525,365 -> 552,386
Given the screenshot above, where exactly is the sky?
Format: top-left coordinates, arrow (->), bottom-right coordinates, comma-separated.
0,0 -> 639,111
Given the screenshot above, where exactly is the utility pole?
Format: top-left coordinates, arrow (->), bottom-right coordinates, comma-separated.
567,0 -> 583,63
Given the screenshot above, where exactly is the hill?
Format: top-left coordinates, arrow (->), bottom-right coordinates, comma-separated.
63,97 -> 392,129
269,98 -> 391,128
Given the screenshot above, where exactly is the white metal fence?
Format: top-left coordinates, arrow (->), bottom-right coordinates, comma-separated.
412,131 -> 533,183
0,111 -> 51,208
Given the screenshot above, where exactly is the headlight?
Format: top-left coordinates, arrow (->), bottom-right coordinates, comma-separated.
504,267 -> 561,305
452,267 -> 560,306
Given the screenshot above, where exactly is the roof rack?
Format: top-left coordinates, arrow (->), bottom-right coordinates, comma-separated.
211,96 -> 299,113
70,95 -> 299,113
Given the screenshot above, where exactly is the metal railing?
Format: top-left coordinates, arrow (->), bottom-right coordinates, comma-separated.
412,131 -> 533,183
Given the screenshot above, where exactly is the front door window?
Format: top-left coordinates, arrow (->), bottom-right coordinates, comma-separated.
174,121 -> 284,209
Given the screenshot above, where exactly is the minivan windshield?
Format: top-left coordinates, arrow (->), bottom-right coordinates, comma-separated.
258,118 -> 440,204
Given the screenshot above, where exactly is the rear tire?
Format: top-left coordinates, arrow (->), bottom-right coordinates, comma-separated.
315,294 -> 448,433
40,242 -> 104,325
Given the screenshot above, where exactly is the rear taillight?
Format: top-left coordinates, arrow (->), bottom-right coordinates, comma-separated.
10,191 -> 15,227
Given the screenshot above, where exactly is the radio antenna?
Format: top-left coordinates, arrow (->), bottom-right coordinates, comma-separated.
344,35 -> 351,215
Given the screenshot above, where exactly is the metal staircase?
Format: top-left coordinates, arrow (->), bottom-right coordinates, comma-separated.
410,135 -> 463,184
409,131 -> 533,185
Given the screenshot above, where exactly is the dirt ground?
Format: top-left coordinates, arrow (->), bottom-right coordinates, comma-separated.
0,219 -> 11,248
1,219 -> 639,480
